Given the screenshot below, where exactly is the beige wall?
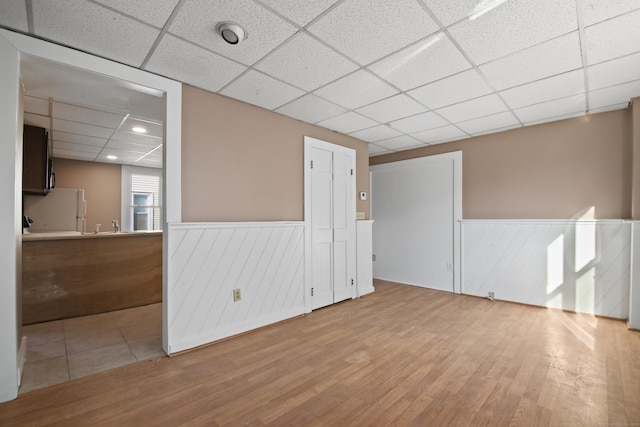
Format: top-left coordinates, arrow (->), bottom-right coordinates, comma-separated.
181,85 -> 370,222
52,158 -> 121,230
370,109 -> 633,220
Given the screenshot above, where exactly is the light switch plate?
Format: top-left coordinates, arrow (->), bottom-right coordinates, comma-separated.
356,211 -> 365,220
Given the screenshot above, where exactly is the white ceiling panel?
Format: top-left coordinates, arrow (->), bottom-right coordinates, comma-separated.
368,34 -> 471,91
105,140 -> 157,154
24,113 -> 50,130
368,143 -> 394,156
356,94 -> 426,123
275,94 -> 347,124
447,0 -> 577,65
258,0 -> 341,26
121,117 -> 163,138
308,0 -> 439,65
221,70 -> 305,110
145,34 -> 247,94
52,149 -> 99,161
480,32 -> 583,91
0,1 -> 28,32
52,131 -> 107,147
436,94 -> 508,123
585,9 -> 640,65
110,130 -> 162,146
423,0 -> 477,27
168,0 -> 297,66
313,70 -> 398,110
256,32 -> 357,91
514,94 -> 586,124
499,69 -> 585,109
32,0 -> 160,67
389,112 -> 450,134
92,0 -> 181,28
24,96 -> 50,116
53,141 -> 102,154
407,69 -> 493,110
349,125 -> 402,143
411,125 -> 468,144
590,102 -> 630,114
376,135 -> 424,151
588,53 -> 640,91
53,119 -> 115,139
53,102 -> 125,128
456,111 -> 520,135
316,111 -> 378,134
589,80 -> 640,110
582,0 -> 640,26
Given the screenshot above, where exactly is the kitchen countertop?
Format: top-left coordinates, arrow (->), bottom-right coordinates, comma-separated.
22,230 -> 163,241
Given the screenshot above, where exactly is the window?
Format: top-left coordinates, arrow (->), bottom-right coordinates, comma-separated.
121,166 -> 162,231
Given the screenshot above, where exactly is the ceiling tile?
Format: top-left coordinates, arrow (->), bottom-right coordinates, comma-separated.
349,125 -> 402,143
582,0 -> 640,26
316,111 -> 378,134
356,94 -> 426,123
514,94 -> 586,123
122,117 -> 163,138
256,32 -> 357,91
92,0 -> 181,28
275,94 -> 347,124
589,102 -> 629,114
133,158 -> 162,168
99,147 -> 142,161
53,141 -> 102,153
368,34 -> 471,91
447,0 -> 577,65
144,34 -> 247,93
52,131 -> 107,147
480,32 -> 583,91
52,149 -> 98,161
407,69 -> 493,110
168,0 -> 297,66
389,112 -> 449,134
588,53 -> 640,91
411,125 -> 467,144
376,135 -> 424,151
53,102 -> 125,128
53,119 -> 114,139
32,0 -> 160,67
585,9 -> 640,65
220,70 -> 305,110
24,96 -> 50,116
0,1 -> 28,32
499,69 -> 585,109
423,0 -> 477,27
589,80 -> 640,110
24,113 -> 50,130
105,140 -> 157,154
258,0 -> 341,26
314,70 -> 398,110
308,0 -> 439,65
368,143 -> 394,156
111,130 -> 162,146
456,111 -> 520,135
436,94 -> 508,122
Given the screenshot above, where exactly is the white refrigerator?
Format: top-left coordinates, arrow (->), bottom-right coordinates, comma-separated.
24,188 -> 86,233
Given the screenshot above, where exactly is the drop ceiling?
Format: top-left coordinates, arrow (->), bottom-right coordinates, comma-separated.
1,0 -> 639,159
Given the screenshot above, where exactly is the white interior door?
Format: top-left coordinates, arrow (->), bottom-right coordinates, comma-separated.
305,137 -> 355,311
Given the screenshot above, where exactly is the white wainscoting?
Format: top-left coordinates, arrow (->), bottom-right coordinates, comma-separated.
167,222 -> 305,353
462,220 -> 630,319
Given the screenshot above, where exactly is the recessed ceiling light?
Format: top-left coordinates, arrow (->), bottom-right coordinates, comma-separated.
132,126 -> 147,133
107,155 -> 117,160
215,22 -> 247,45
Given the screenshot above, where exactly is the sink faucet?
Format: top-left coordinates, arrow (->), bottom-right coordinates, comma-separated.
95,224 -> 101,234
112,219 -> 120,232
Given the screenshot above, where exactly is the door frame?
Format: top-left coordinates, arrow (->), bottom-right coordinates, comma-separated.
304,136 -> 356,313
0,29 -> 182,402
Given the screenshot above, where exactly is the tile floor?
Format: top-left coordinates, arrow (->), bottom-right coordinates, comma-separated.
19,303 -> 165,394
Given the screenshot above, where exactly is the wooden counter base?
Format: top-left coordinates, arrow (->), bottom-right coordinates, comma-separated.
22,233 -> 162,325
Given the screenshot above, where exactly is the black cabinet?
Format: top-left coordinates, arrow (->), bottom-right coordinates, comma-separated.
23,125 -> 53,195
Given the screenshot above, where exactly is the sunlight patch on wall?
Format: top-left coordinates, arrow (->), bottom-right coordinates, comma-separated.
575,206 -> 596,272
546,234 -> 564,306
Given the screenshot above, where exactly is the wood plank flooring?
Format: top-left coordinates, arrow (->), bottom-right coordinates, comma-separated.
1,279 -> 639,426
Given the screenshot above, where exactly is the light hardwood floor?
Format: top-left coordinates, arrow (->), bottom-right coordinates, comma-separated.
1,279 -> 639,426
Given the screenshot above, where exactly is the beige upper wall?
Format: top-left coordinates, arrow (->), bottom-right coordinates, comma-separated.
371,109 -> 633,220
181,85 -> 370,222
52,158 -> 121,230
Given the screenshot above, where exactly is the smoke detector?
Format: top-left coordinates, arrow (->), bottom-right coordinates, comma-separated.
215,22 -> 247,45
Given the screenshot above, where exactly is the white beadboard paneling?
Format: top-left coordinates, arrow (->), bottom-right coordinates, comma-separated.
167,222 -> 305,353
461,220 -> 630,319
356,220 -> 375,297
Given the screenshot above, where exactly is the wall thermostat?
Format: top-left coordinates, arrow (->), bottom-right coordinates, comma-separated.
359,192 -> 367,201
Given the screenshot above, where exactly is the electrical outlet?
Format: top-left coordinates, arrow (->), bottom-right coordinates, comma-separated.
233,288 -> 241,302
446,262 -> 452,271
488,292 -> 494,299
